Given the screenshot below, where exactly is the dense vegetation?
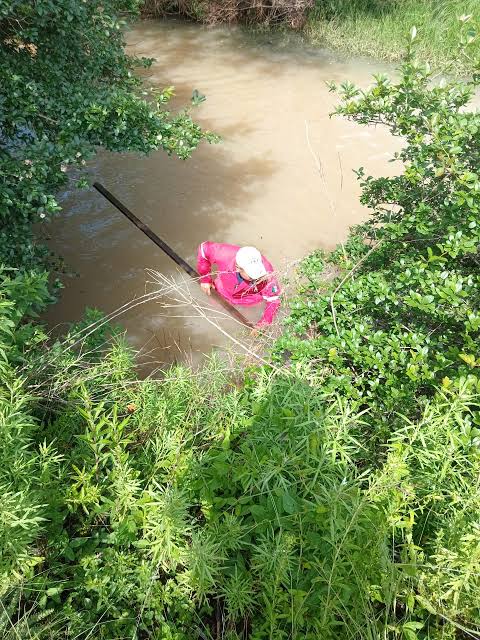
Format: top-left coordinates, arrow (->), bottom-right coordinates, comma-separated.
143,0 -> 480,72
1,1 -> 480,639
142,0 -> 314,29
279,27 -> 480,426
305,0 -> 480,71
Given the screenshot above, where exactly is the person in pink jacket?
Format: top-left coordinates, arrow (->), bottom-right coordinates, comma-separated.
197,241 -> 281,329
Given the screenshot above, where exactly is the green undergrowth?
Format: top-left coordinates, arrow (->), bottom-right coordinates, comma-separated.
305,0 -> 480,72
2,267 -> 480,638
277,32 -> 480,434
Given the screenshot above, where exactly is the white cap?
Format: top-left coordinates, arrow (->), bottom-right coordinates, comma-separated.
236,246 -> 268,280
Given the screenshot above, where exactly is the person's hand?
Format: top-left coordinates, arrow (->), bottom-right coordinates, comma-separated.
201,282 -> 213,296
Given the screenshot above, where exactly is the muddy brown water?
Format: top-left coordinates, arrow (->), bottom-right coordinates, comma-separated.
44,19 -> 399,370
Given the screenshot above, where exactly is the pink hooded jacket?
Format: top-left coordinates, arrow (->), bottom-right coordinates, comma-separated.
197,241 -> 281,327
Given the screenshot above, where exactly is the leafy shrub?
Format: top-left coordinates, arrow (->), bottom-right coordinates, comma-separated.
0,270 -> 58,591
277,28 -> 480,429
6,341 -> 479,638
2,269 -> 479,638
0,0 -> 214,271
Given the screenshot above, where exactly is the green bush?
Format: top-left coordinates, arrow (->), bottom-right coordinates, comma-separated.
0,0 -> 214,271
1,265 -> 479,638
278,31 -> 480,429
4,339 -> 479,638
0,269 -> 57,591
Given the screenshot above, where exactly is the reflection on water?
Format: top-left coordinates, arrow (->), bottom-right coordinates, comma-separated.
43,19 -> 398,370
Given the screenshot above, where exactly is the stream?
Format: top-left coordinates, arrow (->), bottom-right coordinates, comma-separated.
43,19 -> 398,369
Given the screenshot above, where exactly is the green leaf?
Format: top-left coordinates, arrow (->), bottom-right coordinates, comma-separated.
282,493 -> 298,515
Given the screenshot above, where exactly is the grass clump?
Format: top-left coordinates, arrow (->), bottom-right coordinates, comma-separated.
305,0 -> 480,71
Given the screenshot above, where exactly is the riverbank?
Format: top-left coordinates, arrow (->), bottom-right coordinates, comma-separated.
142,0 -> 480,73
305,0 -> 480,72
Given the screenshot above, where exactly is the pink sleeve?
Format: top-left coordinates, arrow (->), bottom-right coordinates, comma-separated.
257,276 -> 281,327
197,241 -> 213,284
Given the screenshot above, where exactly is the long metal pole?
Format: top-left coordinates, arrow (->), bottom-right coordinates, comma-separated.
93,182 -> 253,328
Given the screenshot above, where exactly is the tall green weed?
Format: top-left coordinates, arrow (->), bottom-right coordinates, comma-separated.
306,0 -> 480,72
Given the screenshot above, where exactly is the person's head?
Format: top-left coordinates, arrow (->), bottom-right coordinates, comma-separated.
235,246 -> 267,283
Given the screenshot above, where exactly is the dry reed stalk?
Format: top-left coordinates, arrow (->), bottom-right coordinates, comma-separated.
141,0 -> 313,28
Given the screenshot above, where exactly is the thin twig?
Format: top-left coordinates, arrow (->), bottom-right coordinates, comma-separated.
147,271 -> 281,371
304,118 -> 336,216
338,151 -> 343,191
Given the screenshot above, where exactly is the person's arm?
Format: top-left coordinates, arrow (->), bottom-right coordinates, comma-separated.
257,277 -> 281,327
197,241 -> 214,284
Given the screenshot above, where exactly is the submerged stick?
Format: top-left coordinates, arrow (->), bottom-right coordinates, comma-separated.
93,182 -> 253,328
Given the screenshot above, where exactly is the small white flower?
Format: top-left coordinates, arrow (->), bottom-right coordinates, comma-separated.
81,160 -> 86,165
60,164 -> 67,172
24,159 -> 32,165
156,134 -> 163,141
76,152 -> 82,158
39,213 -> 46,219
